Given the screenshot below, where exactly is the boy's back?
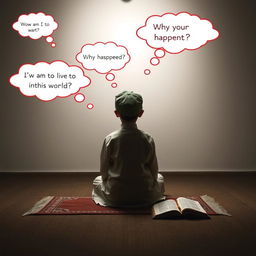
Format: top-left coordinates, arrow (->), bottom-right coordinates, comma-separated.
92,91 -> 165,207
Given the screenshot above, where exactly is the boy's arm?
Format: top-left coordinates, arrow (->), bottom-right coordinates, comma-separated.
148,137 -> 159,180
100,137 -> 110,182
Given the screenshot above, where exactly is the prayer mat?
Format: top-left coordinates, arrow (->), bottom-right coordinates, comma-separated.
23,195 -> 231,216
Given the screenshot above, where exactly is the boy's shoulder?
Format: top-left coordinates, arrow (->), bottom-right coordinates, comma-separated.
138,129 -> 154,140
104,130 -> 120,144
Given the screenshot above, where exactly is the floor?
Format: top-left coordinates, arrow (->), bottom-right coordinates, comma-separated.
0,172 -> 255,256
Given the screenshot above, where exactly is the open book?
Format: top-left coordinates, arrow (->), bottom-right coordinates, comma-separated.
152,197 -> 209,219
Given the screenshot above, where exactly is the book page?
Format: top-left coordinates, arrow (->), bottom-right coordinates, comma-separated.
153,199 -> 180,216
177,197 -> 207,214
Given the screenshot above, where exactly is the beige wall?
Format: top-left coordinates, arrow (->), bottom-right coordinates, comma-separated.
1,0 -> 255,171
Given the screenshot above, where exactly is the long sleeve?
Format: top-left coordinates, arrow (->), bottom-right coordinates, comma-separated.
147,137 -> 159,180
100,137 -> 110,182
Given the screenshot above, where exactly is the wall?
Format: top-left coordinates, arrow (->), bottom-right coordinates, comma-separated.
1,0 -> 255,171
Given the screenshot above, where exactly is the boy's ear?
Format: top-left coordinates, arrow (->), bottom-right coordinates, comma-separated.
114,110 -> 120,117
138,110 -> 144,117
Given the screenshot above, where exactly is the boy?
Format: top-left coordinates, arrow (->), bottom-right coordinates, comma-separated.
92,91 -> 165,207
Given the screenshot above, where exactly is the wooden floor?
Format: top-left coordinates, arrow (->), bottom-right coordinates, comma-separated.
0,172 -> 255,256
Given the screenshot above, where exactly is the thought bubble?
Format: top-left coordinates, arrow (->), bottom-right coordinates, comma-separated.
74,93 -> 86,103
111,83 -> 118,88
87,103 -> 94,109
76,41 -> 131,87
144,69 -> 151,75
12,12 -> 58,47
9,61 -> 91,101
137,12 -> 219,74
137,12 -> 219,54
105,73 -> 115,81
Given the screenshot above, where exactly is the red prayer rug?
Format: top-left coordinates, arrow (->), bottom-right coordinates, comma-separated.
23,195 -> 230,216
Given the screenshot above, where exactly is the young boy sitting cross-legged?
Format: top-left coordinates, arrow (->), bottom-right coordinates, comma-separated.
92,91 -> 165,207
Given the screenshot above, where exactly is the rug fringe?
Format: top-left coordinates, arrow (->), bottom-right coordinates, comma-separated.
23,196 -> 54,216
201,195 -> 231,216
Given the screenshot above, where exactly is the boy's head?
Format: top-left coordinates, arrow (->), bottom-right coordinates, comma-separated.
115,91 -> 144,122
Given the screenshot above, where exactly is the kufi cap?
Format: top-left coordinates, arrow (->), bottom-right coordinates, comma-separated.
115,91 -> 143,117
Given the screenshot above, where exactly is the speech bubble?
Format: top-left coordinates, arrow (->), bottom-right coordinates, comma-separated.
9,61 -> 91,101
76,41 -> 131,87
136,12 -> 219,54
12,12 -> 58,47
